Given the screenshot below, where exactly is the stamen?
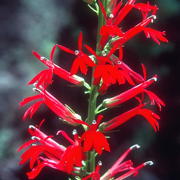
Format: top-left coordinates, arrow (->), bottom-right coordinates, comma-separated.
144,161 -> 154,166
72,129 -> 77,135
117,61 -> 122,65
75,50 -> 79,55
130,144 -> 141,150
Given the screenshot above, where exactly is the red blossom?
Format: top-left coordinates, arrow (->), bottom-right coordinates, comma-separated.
19,126 -> 85,178
103,103 -> 160,132
81,115 -> 110,155
18,125 -> 66,179
29,51 -> 84,88
57,32 -> 95,75
19,88 -> 86,126
143,28 -> 168,45
56,130 -> 84,173
133,2 -> 158,20
101,144 -> 153,180
85,45 -> 140,93
103,75 -> 164,109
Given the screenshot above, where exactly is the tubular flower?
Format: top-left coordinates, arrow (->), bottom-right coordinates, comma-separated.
103,103 -> 160,132
81,115 -> 110,155
57,32 -> 95,75
103,75 -> 165,108
56,129 -> 84,173
85,45 -> 141,93
18,125 -> 66,179
133,2 -> 158,20
110,55 -> 145,82
29,51 -> 85,88
98,0 -> 167,50
100,144 -> 153,180
19,88 -> 85,126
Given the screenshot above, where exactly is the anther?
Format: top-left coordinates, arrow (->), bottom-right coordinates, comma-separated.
109,13 -> 114,18
117,61 -> 122,65
32,87 -> 42,93
75,50 -> 79,55
72,129 -> 77,135
130,144 -> 141,150
31,143 -> 37,146
150,15 -> 157,23
29,125 -> 36,130
102,51 -> 107,56
144,161 -> 154,166
92,120 -> 97,124
98,161 -> 102,166
152,76 -> 158,82
31,136 -> 40,141
40,57 -> 46,61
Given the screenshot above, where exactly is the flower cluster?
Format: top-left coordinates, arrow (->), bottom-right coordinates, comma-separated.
19,0 -> 167,179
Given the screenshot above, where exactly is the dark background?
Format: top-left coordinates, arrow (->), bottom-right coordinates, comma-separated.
0,0 -> 179,180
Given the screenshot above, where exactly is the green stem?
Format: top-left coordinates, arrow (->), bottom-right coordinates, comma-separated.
85,0 -> 107,175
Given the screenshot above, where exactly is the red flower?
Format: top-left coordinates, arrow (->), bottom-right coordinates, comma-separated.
100,144 -> 153,180
81,115 -> 110,155
103,75 -> 165,109
29,50 -> 84,88
103,103 -> 160,132
18,125 -> 66,179
85,45 -> 140,93
19,88 -> 87,126
56,129 -> 84,173
57,32 -> 95,75
110,55 -> 145,82
133,2 -> 158,20
98,0 -> 135,26
143,28 -> 168,45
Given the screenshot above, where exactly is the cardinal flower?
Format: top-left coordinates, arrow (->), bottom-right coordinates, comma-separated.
57,32 -> 95,75
19,88 -> 86,126
81,115 -> 110,155
133,2 -> 158,20
85,45 -> 139,93
103,103 -> 160,132
18,125 -> 66,179
28,50 -> 85,89
56,129 -> 84,173
103,75 -> 165,109
100,144 -> 153,180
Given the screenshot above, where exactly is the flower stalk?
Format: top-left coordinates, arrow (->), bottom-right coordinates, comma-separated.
18,0 -> 167,179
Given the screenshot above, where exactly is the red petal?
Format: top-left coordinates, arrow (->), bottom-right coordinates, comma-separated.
20,95 -> 42,107
57,45 -> 75,55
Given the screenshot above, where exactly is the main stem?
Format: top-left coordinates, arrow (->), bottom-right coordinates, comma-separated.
86,0 -> 106,174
